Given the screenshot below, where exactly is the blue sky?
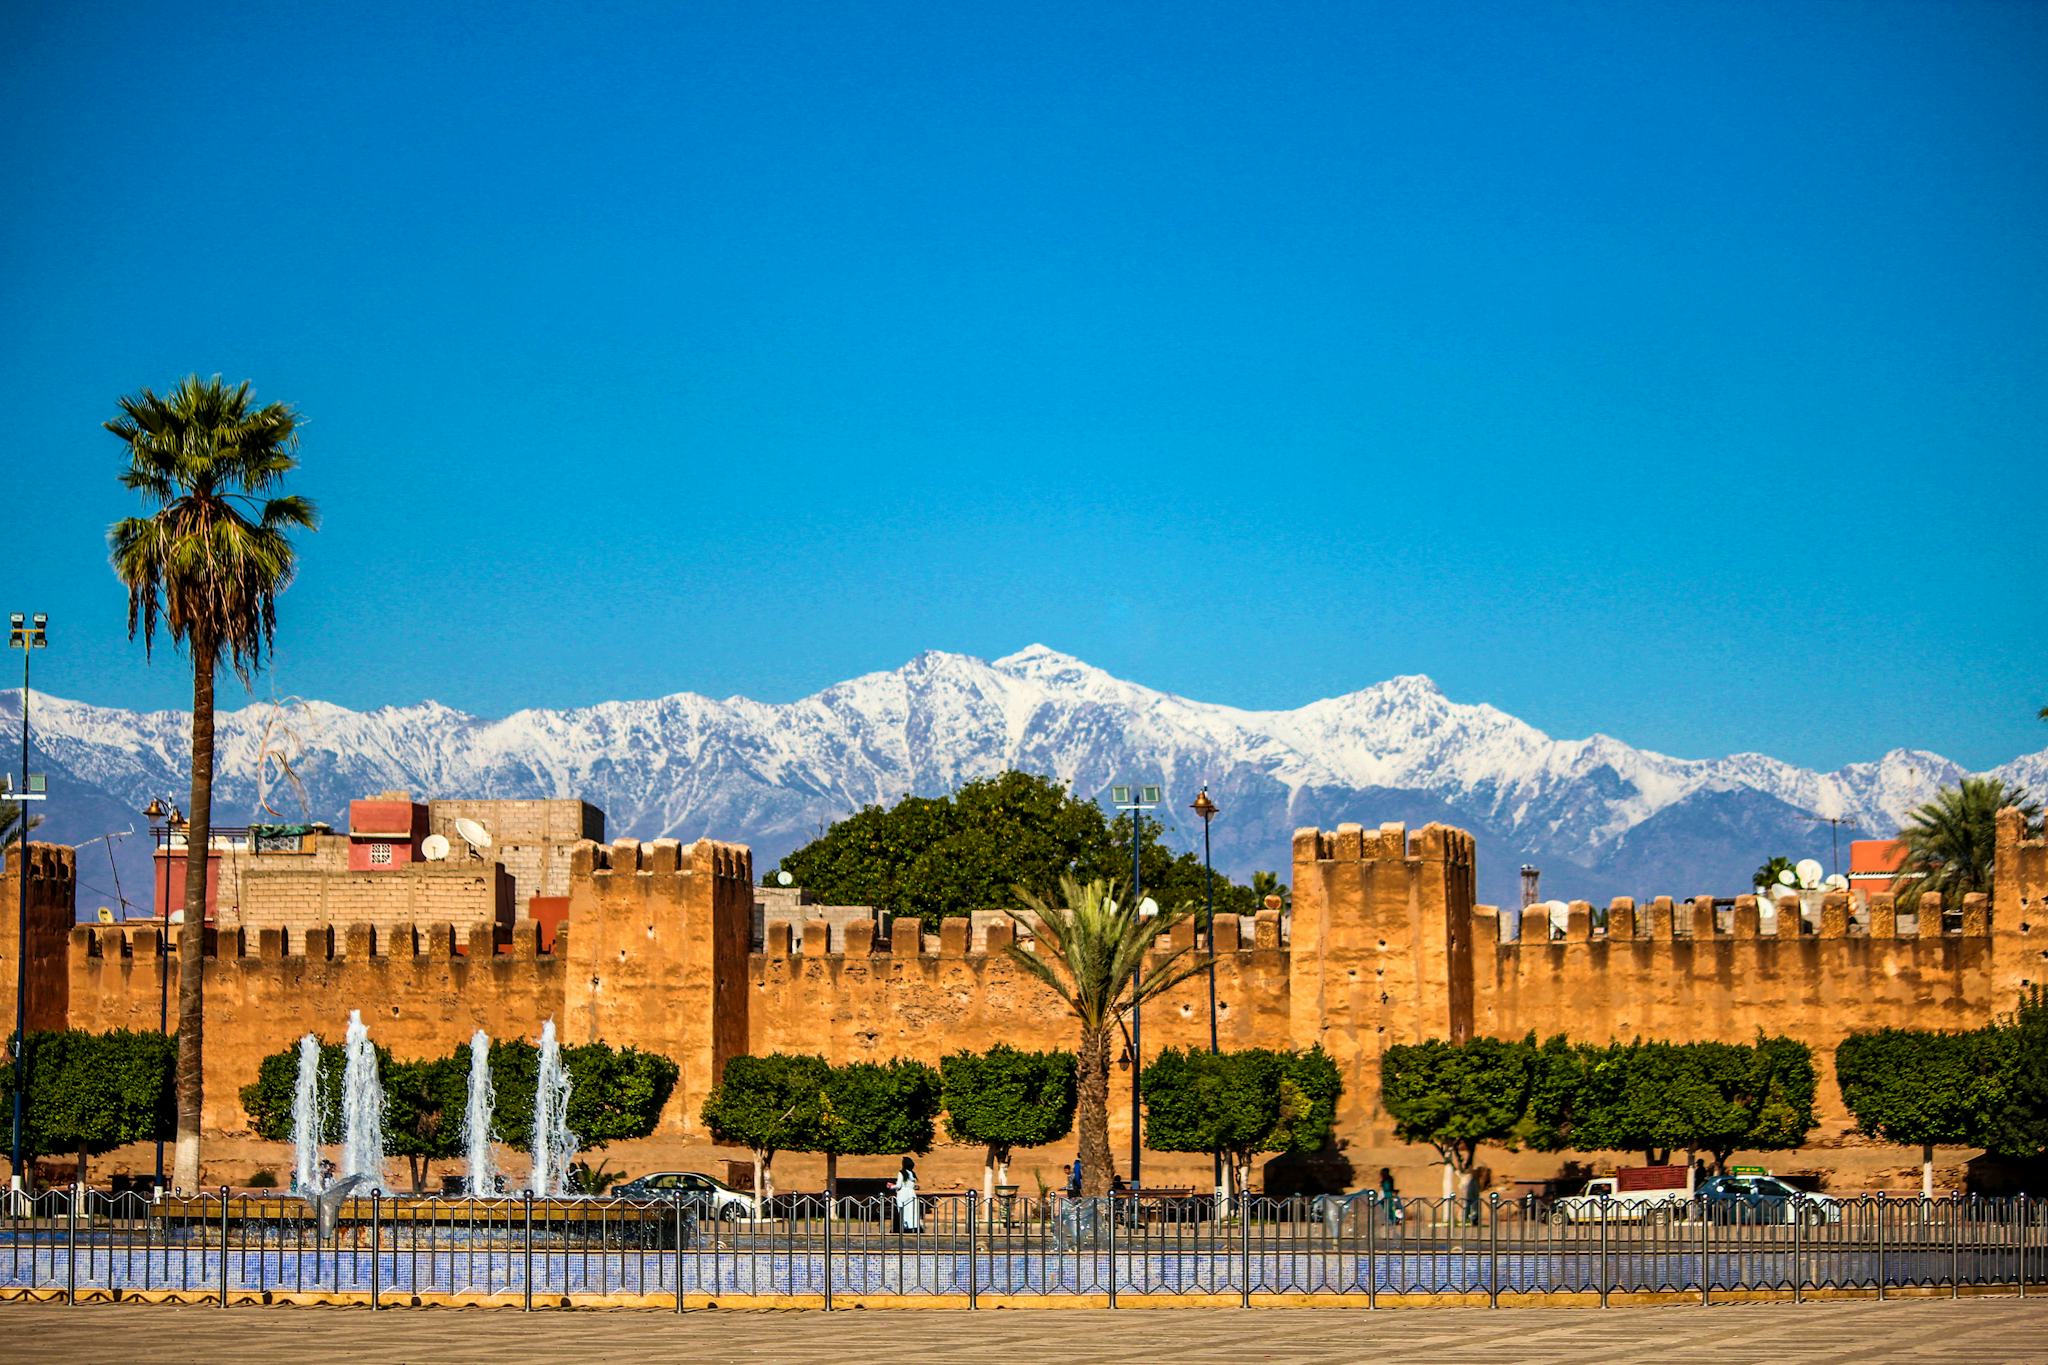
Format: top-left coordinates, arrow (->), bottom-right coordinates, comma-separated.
2,0 -> 2042,772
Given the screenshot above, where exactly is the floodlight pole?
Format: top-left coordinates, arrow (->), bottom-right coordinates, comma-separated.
1190,788 -> 1221,1197
9,612 -> 48,1194
1112,783 -> 1159,1189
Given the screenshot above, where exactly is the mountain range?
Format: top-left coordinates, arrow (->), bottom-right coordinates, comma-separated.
6,644 -> 2043,918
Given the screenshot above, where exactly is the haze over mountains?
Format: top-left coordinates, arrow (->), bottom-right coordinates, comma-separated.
8,644 -> 2044,917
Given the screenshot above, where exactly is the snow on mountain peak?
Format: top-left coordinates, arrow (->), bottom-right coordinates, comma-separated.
8,658 -> 2044,914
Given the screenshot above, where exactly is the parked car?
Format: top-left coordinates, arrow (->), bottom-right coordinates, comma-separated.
1548,1176 -> 1690,1224
612,1171 -> 760,1221
1699,1175 -> 1842,1225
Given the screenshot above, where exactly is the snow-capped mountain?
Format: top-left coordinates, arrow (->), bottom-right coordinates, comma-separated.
6,645 -> 2042,917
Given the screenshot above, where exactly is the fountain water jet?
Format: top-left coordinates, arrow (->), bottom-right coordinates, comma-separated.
289,1033 -> 324,1194
530,1020 -> 578,1196
461,1029 -> 498,1196
340,1010 -> 387,1193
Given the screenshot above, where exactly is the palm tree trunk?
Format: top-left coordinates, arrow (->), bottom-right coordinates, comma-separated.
1076,1024 -> 1112,1197
171,637 -> 215,1194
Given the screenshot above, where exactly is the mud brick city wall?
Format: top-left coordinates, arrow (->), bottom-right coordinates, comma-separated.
64,918 -> 570,1133
0,844 -> 77,1035
560,838 -> 754,1138
746,901 -> 1294,1166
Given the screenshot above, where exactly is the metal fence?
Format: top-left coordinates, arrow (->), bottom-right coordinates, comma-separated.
1,1189 -> 2041,1308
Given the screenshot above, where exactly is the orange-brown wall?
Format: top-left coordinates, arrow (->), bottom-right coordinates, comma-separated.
745,908 -> 1292,1161
0,844 -> 76,1035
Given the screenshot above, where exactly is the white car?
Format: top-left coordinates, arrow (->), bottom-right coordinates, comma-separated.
615,1170 -> 759,1220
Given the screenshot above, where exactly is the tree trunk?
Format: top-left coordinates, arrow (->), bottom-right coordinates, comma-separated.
756,1149 -> 775,1203
172,638 -> 216,1195
410,1156 -> 427,1196
983,1146 -> 997,1202
826,1151 -> 838,1199
1922,1142 -> 1934,1200
1442,1155 -> 1457,1202
1075,1024 -> 1113,1197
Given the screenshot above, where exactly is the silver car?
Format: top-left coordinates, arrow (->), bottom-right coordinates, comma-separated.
615,1170 -> 760,1221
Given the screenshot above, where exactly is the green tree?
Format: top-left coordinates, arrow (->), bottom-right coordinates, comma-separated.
1005,876 -> 1202,1197
1836,1027 -> 2003,1197
1141,1046 -> 1340,1202
816,1058 -> 942,1196
108,374 -> 317,1193
1982,987 -> 2048,1160
241,1038 -> 354,1143
0,1030 -> 174,1188
0,798 -> 40,848
1553,1037 -> 1817,1172
386,1056 -> 465,1195
700,1053 -> 832,1202
483,1039 -> 677,1151
771,772 -> 1261,928
1893,777 -> 2040,913
939,1044 -> 1076,1199
1380,1036 -> 1537,1198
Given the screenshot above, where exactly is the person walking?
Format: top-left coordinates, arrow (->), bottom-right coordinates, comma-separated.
1067,1156 -> 1083,1200
1463,1167 -> 1483,1226
1379,1167 -> 1403,1230
893,1157 -> 922,1234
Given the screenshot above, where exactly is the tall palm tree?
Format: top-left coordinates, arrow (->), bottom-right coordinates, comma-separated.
1005,876 -> 1203,1197
107,375 -> 315,1193
1892,777 -> 2039,914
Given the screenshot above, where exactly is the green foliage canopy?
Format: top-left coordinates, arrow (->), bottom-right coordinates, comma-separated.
0,1030 -> 174,1176
1141,1046 -> 1340,1189
1836,1027 -> 2004,1152
1380,1036 -> 1536,1173
771,770 -> 1263,927
939,1045 -> 1076,1157
819,1059 -> 942,1158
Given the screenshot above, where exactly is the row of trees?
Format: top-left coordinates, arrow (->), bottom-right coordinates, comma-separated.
702,1041 -> 1340,1202
242,1036 -> 678,1193
1380,1034 -> 1818,1196
1837,986 -> 2048,1196
769,771 -> 1278,927
0,1031 -> 176,1187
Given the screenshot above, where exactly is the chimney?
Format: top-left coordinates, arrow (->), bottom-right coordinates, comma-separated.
1520,865 -> 1541,910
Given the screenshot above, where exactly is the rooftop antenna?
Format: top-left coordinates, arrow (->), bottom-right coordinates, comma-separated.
1812,814 -> 1859,880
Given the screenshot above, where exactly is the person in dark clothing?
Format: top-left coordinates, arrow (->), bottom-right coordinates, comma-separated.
1379,1167 -> 1402,1228
1067,1157 -> 1083,1199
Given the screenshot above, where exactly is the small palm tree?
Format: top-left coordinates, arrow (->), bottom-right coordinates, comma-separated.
1753,856 -> 1795,894
1893,777 -> 2040,913
108,375 -> 316,1193
1004,876 -> 1203,1197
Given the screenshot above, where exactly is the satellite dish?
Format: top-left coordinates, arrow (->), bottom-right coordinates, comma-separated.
96,906 -> 115,924
421,834 -> 451,862
1795,859 -> 1824,890
1823,873 -> 1848,892
1777,868 -> 1798,887
776,870 -> 793,887
1138,897 -> 1160,919
454,818 -> 492,853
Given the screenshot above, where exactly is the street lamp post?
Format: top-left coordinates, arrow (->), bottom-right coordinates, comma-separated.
8,611 -> 48,1194
1111,783 -> 1160,1188
1189,787 -> 1221,1196
143,797 -> 181,1191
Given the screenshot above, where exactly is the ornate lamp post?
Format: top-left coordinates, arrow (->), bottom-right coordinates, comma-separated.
143,797 -> 183,1190
8,611 -> 47,1195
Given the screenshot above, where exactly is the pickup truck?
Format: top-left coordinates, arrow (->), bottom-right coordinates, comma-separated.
1547,1168 -> 1692,1224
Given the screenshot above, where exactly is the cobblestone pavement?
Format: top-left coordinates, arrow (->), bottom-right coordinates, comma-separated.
5,1298 -> 2048,1363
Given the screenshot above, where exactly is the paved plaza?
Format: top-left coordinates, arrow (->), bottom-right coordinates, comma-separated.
3,1298 -> 2047,1363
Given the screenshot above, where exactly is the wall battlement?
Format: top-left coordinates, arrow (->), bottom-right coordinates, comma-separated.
1479,889 -> 1991,948
68,916 -> 568,963
752,905 -> 1289,962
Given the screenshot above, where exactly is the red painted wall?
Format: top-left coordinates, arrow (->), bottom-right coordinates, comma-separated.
151,849 -> 221,921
